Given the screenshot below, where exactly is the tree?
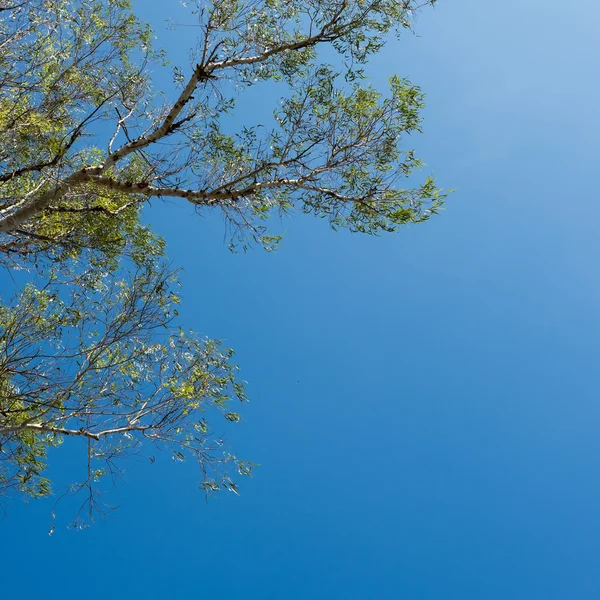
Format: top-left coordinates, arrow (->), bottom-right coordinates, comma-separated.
0,0 -> 445,524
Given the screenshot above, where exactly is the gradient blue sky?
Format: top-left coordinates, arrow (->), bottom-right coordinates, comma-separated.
3,1 -> 600,598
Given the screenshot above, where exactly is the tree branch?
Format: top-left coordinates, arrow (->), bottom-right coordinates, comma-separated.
103,66 -> 213,170
0,422 -> 150,441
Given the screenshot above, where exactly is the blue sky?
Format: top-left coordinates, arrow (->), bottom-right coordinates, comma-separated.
3,1 -> 600,598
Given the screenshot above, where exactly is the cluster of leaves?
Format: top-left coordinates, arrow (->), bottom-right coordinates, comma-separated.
0,0 -> 158,267
0,262 -> 250,524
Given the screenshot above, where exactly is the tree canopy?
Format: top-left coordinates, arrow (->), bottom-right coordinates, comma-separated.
0,0 -> 444,526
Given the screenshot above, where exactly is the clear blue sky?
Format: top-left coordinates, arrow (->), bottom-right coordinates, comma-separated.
3,1 -> 600,598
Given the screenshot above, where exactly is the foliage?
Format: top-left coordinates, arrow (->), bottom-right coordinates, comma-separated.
0,0 -> 445,523
0,263 -> 248,525
0,0 -> 159,268
0,0 -> 444,260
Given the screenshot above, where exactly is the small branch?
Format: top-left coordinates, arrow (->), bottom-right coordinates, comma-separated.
208,1 -> 350,72
108,106 -> 135,154
46,201 -> 140,216
0,2 -> 29,12
209,34 -> 326,72
13,228 -> 59,242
